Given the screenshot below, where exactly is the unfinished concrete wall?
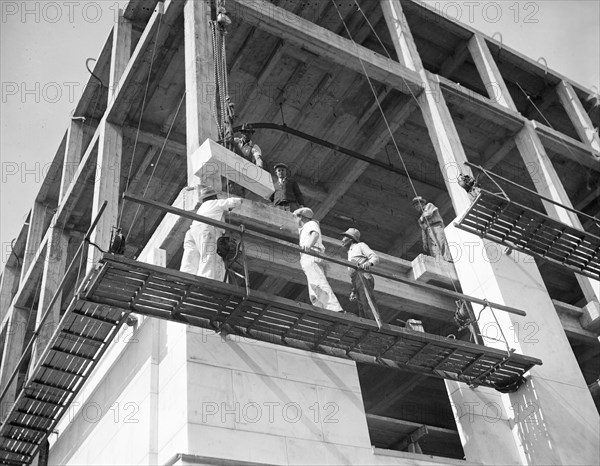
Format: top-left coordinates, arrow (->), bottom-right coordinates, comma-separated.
48,316 -> 472,466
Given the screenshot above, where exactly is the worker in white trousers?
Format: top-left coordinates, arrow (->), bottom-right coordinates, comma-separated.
180,187 -> 242,280
293,207 -> 343,313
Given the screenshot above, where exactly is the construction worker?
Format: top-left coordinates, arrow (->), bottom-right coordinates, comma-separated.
293,207 -> 343,313
233,124 -> 263,168
228,124 -> 264,198
341,228 -> 379,319
270,162 -> 305,212
180,187 -> 242,280
412,196 -> 452,262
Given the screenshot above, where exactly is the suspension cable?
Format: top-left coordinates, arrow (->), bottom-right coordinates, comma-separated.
330,0 -> 463,298
125,90 -> 187,241
118,13 -> 164,229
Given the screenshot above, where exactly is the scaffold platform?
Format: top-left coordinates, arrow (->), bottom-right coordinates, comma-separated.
456,189 -> 600,280
0,300 -> 127,465
0,254 -> 542,464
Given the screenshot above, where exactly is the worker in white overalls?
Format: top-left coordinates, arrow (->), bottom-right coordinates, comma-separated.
293,207 -> 343,313
180,187 -> 242,280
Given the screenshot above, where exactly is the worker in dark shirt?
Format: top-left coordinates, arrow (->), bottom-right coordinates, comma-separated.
270,162 -> 305,212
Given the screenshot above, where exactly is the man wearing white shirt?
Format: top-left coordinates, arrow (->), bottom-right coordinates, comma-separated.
180,187 -> 242,280
293,207 -> 343,313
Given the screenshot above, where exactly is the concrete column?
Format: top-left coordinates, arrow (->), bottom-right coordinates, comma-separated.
0,265 -> 19,323
184,0 -> 219,186
381,2 -> 599,464
86,7 -> 131,273
515,123 -> 600,323
29,225 -> 70,373
21,202 -> 47,282
467,34 -> 517,111
87,120 -> 123,273
556,81 -> 600,153
60,118 -> 84,201
109,9 -> 132,99
445,225 -> 600,465
0,306 -> 28,421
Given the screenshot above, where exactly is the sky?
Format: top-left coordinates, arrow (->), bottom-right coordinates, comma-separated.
1,0 -> 599,274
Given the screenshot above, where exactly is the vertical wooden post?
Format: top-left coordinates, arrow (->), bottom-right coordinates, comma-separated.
515,122 -> 600,308
20,202 -> 47,282
184,0 -> 219,187
60,119 -> 84,201
468,34 -> 517,111
556,81 -> 600,153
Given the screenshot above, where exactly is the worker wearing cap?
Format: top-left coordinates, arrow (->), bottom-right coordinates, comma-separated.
341,228 -> 379,319
233,124 -> 263,168
293,207 -> 343,313
180,187 -> 242,280
412,196 -> 452,262
270,162 -> 305,212
228,124 -> 264,198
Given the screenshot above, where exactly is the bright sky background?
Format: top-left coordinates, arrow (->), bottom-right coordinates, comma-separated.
1,0 -> 599,273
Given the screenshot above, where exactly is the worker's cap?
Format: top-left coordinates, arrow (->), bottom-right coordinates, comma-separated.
240,123 -> 255,134
412,196 -> 427,205
273,162 -> 289,171
293,207 -> 314,219
199,186 -> 218,201
341,228 -> 360,243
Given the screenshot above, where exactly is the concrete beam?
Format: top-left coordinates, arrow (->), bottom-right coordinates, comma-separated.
228,0 -> 422,95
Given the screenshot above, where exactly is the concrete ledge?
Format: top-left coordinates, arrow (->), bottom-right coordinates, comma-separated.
373,447 -> 476,465
191,139 -> 275,198
411,254 -> 459,286
581,300 -> 600,332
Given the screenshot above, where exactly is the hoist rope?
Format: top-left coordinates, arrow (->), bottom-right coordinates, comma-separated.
352,0 -> 392,60
118,14 -> 164,230
125,90 -> 187,242
331,1 -> 476,326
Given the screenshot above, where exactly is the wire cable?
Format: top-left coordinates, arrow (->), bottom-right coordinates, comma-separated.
331,0 -> 464,297
118,14 -> 164,229
125,90 -> 187,241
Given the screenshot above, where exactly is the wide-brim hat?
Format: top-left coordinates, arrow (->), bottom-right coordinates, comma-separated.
274,162 -> 289,171
341,228 -> 360,243
199,186 -> 218,201
412,196 -> 427,205
293,207 -> 314,219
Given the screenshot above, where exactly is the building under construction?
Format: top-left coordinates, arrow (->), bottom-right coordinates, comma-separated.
1,0 -> 599,464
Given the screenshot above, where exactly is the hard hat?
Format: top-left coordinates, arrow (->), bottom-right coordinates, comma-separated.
199,186 -> 218,201
293,207 -> 314,219
240,123 -> 255,134
273,162 -> 289,171
341,228 -> 361,243
412,196 -> 427,205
